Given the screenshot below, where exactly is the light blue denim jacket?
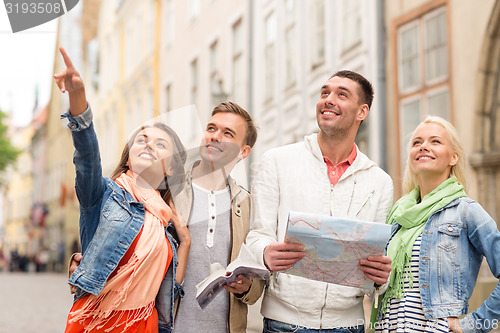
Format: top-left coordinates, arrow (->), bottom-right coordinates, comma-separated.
388,197 -> 500,333
62,107 -> 183,332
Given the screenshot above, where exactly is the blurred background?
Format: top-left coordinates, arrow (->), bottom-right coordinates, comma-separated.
0,0 -> 499,332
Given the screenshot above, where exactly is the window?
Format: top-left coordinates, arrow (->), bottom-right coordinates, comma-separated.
190,58 -> 199,139
210,40 -> 219,87
284,0 -> 297,86
310,0 -> 325,68
426,87 -> 449,119
398,21 -> 420,93
126,106 -> 134,138
146,88 -> 153,121
232,20 -> 245,104
396,6 -> 450,163
265,12 -> 277,101
87,38 -> 99,89
135,97 -> 142,128
125,22 -> 133,77
424,9 -> 448,84
210,40 -> 226,105
189,0 -> 200,20
341,0 -> 361,50
164,0 -> 175,48
165,83 -> 172,113
400,97 -> 421,152
190,58 -> 199,105
135,10 -> 143,62
147,0 -> 155,53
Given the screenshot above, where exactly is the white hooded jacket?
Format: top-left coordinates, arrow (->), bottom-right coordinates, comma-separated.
246,133 -> 393,329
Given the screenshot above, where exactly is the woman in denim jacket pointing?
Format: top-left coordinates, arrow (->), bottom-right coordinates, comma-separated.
375,116 -> 500,333
54,46 -> 191,333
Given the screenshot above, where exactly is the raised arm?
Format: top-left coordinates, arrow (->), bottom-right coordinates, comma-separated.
54,47 -> 104,215
53,46 -> 87,116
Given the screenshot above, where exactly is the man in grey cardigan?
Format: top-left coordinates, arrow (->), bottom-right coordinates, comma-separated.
158,101 -> 264,333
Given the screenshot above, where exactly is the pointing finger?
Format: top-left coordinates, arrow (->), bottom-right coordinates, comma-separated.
59,46 -> 75,70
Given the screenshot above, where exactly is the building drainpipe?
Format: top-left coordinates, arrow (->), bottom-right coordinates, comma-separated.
376,0 -> 387,171
247,0 -> 254,188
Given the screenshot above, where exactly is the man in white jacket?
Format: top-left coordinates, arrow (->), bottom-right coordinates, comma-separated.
245,70 -> 394,332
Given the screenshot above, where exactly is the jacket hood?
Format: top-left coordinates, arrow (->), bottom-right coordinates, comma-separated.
304,133 -> 377,175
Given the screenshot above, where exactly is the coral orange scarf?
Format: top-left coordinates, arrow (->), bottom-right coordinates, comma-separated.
68,171 -> 172,332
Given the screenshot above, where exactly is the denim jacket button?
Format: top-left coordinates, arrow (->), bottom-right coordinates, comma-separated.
448,225 -> 453,232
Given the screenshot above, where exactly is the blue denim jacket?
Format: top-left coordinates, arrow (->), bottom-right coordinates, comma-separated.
388,197 -> 500,333
62,108 -> 182,332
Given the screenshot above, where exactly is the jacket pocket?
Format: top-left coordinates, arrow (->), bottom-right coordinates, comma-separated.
437,222 -> 461,251
101,193 -> 132,222
437,221 -> 462,301
353,190 -> 375,218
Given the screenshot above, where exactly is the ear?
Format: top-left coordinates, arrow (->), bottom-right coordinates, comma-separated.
238,145 -> 251,160
357,104 -> 369,121
166,165 -> 174,176
450,152 -> 459,166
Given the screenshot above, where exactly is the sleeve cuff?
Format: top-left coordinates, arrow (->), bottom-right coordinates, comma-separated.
458,315 -> 479,333
60,104 -> 92,131
174,281 -> 185,299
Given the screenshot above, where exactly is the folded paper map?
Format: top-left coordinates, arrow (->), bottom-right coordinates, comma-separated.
285,211 -> 392,290
196,246 -> 270,309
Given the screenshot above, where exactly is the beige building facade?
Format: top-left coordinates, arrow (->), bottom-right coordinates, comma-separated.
3,125 -> 34,267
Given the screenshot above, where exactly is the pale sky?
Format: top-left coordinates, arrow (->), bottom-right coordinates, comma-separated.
0,6 -> 58,127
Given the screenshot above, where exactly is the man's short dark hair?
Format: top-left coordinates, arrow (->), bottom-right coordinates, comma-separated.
212,101 -> 258,148
330,70 -> 374,109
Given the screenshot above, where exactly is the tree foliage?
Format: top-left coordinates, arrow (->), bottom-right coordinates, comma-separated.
0,109 -> 20,172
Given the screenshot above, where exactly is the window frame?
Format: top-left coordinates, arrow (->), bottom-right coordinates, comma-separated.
393,0 -> 453,183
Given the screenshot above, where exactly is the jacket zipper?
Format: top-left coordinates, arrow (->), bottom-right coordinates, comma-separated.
320,283 -> 329,329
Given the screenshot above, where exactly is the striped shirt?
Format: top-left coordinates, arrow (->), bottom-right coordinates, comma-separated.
376,236 -> 450,333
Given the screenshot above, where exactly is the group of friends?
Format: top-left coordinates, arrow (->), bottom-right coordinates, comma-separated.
53,46 -> 500,333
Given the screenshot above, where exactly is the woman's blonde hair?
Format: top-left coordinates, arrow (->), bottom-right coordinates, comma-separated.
402,116 -> 467,194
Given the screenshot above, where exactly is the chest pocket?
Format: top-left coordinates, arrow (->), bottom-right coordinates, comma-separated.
348,189 -> 375,219
437,222 -> 461,252
102,194 -> 133,222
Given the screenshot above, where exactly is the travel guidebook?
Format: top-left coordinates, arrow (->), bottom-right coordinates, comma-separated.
196,246 -> 270,309
285,211 -> 392,290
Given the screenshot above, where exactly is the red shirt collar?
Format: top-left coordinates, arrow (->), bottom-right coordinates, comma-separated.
323,144 -> 357,166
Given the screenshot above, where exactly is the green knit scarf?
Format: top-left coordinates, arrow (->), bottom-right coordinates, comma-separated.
379,177 -> 466,314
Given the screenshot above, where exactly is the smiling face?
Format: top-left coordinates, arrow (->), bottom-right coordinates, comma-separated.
409,122 -> 459,183
199,112 -> 250,169
316,76 -> 369,139
127,127 -> 174,184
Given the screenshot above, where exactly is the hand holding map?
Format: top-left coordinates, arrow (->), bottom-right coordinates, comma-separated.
284,211 -> 392,290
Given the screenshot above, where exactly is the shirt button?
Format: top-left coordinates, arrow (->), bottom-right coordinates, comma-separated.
212,216 -> 215,219
211,203 -> 214,207
209,228 -> 214,233
69,123 -> 77,129
330,170 -> 336,176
